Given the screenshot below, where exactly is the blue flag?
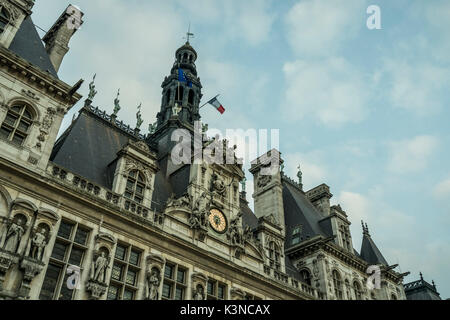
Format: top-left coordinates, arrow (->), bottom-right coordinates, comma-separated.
178,68 -> 192,87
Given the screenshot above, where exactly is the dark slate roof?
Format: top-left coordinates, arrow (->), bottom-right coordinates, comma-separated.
282,180 -> 329,249
51,108 -> 135,189
240,196 -> 258,230
359,232 -> 388,266
9,16 -> 58,78
404,279 -> 442,300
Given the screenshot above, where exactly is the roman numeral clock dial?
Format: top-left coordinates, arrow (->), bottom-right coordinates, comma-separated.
209,209 -> 227,234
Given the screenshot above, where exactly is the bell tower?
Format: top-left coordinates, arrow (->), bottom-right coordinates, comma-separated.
156,41 -> 203,130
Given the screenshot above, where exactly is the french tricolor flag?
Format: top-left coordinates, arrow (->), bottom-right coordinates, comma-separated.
207,96 -> 225,114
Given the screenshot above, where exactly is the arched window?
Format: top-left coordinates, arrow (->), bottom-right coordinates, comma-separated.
0,7 -> 10,34
0,103 -> 35,146
176,86 -> 184,102
166,89 -> 171,104
188,89 -> 195,104
124,170 -> 145,204
268,241 -> 281,271
353,281 -> 362,300
332,270 -> 343,299
299,269 -> 311,286
183,53 -> 187,62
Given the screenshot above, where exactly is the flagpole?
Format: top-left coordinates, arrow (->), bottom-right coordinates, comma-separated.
199,94 -> 220,109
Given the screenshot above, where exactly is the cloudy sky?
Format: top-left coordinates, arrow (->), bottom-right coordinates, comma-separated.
32,0 -> 449,298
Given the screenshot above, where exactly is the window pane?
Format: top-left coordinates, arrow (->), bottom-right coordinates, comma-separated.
164,265 -> 173,279
218,285 -> 225,299
115,245 -> 127,260
126,269 -> 137,286
17,120 -> 30,132
39,264 -> 62,300
23,109 -> 32,120
107,285 -> 119,300
129,250 -> 140,266
4,113 -> 17,126
51,242 -> 67,261
134,196 -> 143,204
176,269 -> 185,284
112,263 -> 124,281
58,221 -> 74,239
59,273 -> 75,300
123,290 -> 134,300
135,184 -> 144,195
175,287 -> 184,300
0,126 -> 11,139
162,282 -> 172,299
207,281 -> 214,295
74,228 -> 89,245
11,133 -> 24,146
124,192 -> 132,199
126,179 -> 135,190
68,247 -> 84,266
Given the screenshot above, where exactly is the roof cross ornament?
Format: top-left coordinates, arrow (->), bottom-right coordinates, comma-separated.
184,23 -> 194,43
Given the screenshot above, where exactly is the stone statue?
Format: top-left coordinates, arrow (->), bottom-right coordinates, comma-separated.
148,122 -> 157,134
30,227 -> 47,260
211,174 -> 226,197
146,268 -> 161,300
240,177 -> 247,193
113,89 -> 121,116
93,251 -> 109,283
88,73 -> 97,100
3,217 -> 25,254
228,213 -> 244,246
193,284 -> 204,300
297,164 -> 302,185
202,123 -> 208,133
136,103 -> 143,129
172,103 -> 182,116
190,192 -> 209,228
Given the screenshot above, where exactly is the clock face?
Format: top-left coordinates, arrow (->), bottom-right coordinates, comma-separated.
209,209 -> 227,234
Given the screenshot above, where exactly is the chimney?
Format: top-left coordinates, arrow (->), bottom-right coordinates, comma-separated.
306,184 -> 333,215
43,4 -> 84,73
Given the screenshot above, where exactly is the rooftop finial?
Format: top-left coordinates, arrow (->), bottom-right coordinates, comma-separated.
240,177 -> 247,193
297,164 -> 303,186
432,280 -> 437,290
185,23 -> 194,43
420,272 -> 423,281
136,103 -> 143,129
113,89 -> 121,116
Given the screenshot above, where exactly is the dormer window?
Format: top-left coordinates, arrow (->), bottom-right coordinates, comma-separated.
124,170 -> 145,204
0,103 -> 35,146
0,7 -> 10,34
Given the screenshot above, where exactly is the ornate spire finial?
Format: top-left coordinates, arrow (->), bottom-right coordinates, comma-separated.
87,73 -> 97,101
420,272 -> 423,280
113,89 -> 121,116
432,280 -> 437,289
148,121 -> 157,135
365,223 -> 370,235
136,103 -> 143,129
240,177 -> 247,193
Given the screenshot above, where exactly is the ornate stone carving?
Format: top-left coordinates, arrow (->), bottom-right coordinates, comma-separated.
124,158 -> 153,183
166,193 -> 192,210
145,254 -> 165,300
1,216 -> 26,254
91,250 -> 109,283
20,257 -> 45,282
191,272 -> 207,300
210,173 -> 226,198
0,1 -> 21,25
230,287 -> 245,300
86,281 -> 108,300
28,224 -> 50,261
132,140 -> 150,153
21,89 -> 40,101
189,192 -> 209,230
257,174 -> 272,189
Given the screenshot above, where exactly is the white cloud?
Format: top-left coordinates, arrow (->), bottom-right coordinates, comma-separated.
285,0 -> 363,56
383,60 -> 448,115
433,179 -> 450,200
387,135 -> 439,174
282,58 -> 369,126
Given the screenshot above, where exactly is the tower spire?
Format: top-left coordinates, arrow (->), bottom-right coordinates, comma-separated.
185,23 -> 194,43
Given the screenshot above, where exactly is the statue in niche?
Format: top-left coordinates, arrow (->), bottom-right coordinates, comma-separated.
228,212 -> 244,246
30,226 -> 48,260
146,267 -> 161,300
190,192 -> 209,228
3,216 -> 25,254
93,251 -> 109,283
193,284 -> 204,300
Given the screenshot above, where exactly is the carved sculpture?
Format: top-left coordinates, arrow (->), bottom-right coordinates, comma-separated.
189,192 -> 209,229
193,284 -> 204,300
92,251 -> 109,283
113,89 -> 121,116
136,103 -> 143,129
88,74 -> 97,100
146,267 -> 161,300
228,212 -> 244,247
211,173 -> 226,197
29,226 -> 48,261
3,217 -> 25,254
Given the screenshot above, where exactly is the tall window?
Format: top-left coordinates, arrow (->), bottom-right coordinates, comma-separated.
332,270 -> 343,300
340,225 -> 351,251
299,269 -> 312,286
176,86 -> 184,102
162,262 -> 187,300
353,281 -> 362,300
39,221 -> 90,300
268,241 -> 281,270
107,243 -> 142,300
0,7 -> 10,34
207,279 -> 227,300
0,103 -> 34,146
188,89 -> 195,105
124,170 -> 145,204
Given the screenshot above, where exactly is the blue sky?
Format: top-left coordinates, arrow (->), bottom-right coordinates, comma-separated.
32,0 -> 449,298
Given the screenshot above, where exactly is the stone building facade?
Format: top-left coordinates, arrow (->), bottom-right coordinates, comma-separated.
0,2 -> 410,300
